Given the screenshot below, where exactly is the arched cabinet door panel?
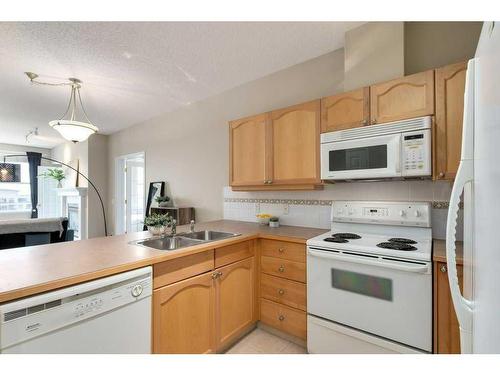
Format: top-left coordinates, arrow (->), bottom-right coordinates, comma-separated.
370,70 -> 435,124
153,271 -> 215,354
434,61 -> 467,180
321,87 -> 370,133
229,113 -> 270,187
269,100 -> 321,185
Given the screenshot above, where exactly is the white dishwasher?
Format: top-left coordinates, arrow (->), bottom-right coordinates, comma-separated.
0,266 -> 152,354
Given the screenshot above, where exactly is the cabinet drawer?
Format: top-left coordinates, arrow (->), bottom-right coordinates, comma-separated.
260,273 -> 306,311
215,240 -> 254,268
154,250 -> 214,289
260,239 -> 305,263
260,256 -> 306,283
260,298 -> 306,340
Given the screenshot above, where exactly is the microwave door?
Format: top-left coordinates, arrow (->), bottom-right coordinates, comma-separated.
321,134 -> 401,180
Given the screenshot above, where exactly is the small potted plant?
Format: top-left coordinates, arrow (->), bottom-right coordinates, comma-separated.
144,213 -> 171,235
256,213 -> 271,226
39,168 -> 65,188
269,216 -> 280,228
155,195 -> 170,207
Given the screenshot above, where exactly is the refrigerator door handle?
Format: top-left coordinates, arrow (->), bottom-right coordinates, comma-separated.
445,59 -> 475,354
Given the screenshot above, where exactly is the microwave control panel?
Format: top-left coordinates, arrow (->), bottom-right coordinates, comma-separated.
401,129 -> 431,177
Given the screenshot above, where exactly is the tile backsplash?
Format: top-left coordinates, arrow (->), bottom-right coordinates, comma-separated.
223,180 -> 463,240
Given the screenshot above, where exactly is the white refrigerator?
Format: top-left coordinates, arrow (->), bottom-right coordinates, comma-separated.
446,21 -> 500,354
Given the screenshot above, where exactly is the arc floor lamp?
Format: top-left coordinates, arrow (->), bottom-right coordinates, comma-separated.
2,153 -> 108,237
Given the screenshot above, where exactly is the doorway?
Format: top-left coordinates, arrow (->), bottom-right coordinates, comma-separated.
115,152 -> 145,235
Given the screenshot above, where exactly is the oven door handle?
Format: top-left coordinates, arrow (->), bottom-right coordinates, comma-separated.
307,248 -> 430,274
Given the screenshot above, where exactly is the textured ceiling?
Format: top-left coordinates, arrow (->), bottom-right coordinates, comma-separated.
0,22 -> 362,148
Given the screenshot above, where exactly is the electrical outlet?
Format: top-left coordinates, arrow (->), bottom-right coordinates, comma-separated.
255,202 -> 260,214
283,203 -> 289,215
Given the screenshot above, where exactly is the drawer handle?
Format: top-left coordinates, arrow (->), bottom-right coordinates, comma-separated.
278,315 -> 285,321
278,247 -> 285,253
278,289 -> 285,295
278,265 -> 285,273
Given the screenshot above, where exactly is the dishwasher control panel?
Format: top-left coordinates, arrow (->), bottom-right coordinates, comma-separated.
0,267 -> 152,351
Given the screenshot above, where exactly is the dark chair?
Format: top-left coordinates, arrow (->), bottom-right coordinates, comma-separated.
0,219 -> 70,250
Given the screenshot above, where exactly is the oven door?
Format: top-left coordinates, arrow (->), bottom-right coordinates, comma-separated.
321,133 -> 401,180
307,247 -> 432,352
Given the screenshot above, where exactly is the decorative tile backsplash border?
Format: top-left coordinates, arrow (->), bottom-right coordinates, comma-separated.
224,197 -> 458,209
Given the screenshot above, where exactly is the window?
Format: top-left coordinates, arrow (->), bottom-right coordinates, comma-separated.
0,162 -> 31,213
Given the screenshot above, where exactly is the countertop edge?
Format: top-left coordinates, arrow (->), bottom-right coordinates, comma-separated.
0,221 -> 326,303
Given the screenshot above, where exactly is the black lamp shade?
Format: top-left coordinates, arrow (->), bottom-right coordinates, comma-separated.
0,163 -> 21,182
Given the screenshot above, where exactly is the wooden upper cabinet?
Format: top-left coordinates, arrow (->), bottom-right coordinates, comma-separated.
370,70 -> 435,124
321,87 -> 370,133
229,113 -> 269,186
269,100 -> 321,185
215,257 -> 256,351
153,271 -> 215,354
434,262 -> 463,354
434,61 -> 467,180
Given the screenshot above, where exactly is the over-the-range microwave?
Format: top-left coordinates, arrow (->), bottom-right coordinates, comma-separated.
321,116 -> 432,181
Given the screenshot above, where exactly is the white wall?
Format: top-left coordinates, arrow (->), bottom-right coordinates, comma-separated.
344,22 -> 405,91
50,135 -> 108,238
107,49 -> 345,234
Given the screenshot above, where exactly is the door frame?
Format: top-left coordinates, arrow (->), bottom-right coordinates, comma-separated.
114,151 -> 145,235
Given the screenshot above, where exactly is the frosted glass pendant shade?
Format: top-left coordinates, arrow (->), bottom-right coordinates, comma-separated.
49,120 -> 98,143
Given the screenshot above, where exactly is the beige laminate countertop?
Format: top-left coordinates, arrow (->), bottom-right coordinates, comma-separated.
433,239 -> 464,265
0,220 -> 327,304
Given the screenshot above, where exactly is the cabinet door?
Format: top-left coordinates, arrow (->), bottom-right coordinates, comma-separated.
434,62 -> 467,180
270,100 -> 321,184
153,271 -> 215,354
229,113 -> 270,186
215,256 -> 256,350
434,262 -> 463,354
370,70 -> 435,124
321,87 -> 370,132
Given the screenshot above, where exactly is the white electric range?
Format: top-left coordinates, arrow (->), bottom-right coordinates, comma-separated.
306,201 -> 432,354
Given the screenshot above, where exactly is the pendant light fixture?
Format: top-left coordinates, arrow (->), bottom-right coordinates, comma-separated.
25,72 -> 99,143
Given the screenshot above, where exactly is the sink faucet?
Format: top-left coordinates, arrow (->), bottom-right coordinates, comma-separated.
190,220 -> 195,233
171,219 -> 177,236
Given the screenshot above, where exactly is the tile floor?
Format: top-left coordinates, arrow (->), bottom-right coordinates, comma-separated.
225,328 -> 307,354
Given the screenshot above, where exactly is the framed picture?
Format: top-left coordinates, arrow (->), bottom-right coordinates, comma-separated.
144,181 -> 165,227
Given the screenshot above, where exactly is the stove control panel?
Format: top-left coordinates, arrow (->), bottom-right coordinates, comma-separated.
332,201 -> 431,227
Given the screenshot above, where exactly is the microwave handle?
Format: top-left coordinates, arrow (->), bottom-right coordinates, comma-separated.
307,248 -> 430,274
394,134 -> 402,174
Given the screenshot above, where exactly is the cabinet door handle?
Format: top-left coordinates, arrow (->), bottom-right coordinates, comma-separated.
211,272 -> 219,279
278,315 -> 285,321
440,265 -> 447,273
278,265 -> 285,273
439,172 -> 445,178
278,289 -> 285,295
278,247 -> 285,253
372,119 -> 377,124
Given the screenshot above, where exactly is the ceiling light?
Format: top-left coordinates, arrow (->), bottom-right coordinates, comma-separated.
25,73 -> 99,143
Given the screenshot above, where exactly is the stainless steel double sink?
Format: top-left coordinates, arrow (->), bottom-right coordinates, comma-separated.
130,230 -> 240,251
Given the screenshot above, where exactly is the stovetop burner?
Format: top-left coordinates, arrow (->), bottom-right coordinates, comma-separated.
332,233 -> 361,240
377,242 -> 418,251
324,237 -> 349,243
388,237 -> 417,244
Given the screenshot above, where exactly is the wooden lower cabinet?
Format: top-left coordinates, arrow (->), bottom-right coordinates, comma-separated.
152,245 -> 256,354
215,256 -> 256,350
260,298 -> 307,340
153,271 -> 216,354
434,261 -> 463,353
